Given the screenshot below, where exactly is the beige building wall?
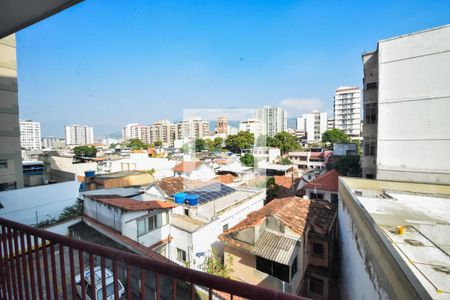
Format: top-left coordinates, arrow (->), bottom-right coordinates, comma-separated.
0,34 -> 23,190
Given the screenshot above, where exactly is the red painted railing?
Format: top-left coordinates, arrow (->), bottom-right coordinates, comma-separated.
0,217 -> 307,300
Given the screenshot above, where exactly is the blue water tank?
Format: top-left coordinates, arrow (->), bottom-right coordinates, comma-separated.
185,194 -> 199,206
85,170 -> 96,178
174,193 -> 186,204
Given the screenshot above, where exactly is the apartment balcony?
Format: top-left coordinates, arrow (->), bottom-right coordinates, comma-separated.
0,217 -> 306,300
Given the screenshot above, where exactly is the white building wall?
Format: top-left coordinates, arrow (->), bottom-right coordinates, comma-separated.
338,196 -> 388,300
84,198 -> 123,231
376,25 -> 450,184
19,120 -> 42,150
65,124 -> 94,145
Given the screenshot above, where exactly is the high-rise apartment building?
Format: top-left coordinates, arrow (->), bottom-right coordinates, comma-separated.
150,120 -> 175,147
0,34 -> 23,190
255,106 -> 287,137
64,124 -> 94,146
175,117 -> 210,140
361,24 -> 450,184
334,87 -> 361,138
215,116 -> 228,135
19,119 -> 41,150
42,137 -> 64,149
122,123 -> 139,141
239,118 -> 262,137
121,123 -> 150,144
297,111 -> 328,143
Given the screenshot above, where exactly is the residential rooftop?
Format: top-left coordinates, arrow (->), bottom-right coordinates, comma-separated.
87,195 -> 176,211
304,169 -> 341,192
341,177 -> 450,299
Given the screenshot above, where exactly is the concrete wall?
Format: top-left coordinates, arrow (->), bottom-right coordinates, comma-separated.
0,180 -> 79,225
43,155 -> 97,177
338,177 -> 426,300
377,25 -> 450,184
84,197 -> 123,231
122,210 -> 170,247
0,34 -> 23,189
99,173 -> 154,189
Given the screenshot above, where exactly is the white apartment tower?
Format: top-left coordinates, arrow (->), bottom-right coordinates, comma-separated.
361,24 -> 450,184
122,123 -> 139,141
333,87 -> 361,138
150,120 -> 175,147
239,118 -> 262,137
175,117 -> 210,140
19,120 -> 42,150
64,124 -> 94,146
298,111 -> 328,143
255,106 -> 287,137
0,34 -> 23,190
122,123 -> 150,144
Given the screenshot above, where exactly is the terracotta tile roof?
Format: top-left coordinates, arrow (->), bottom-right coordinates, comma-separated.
214,174 -> 237,184
304,169 -> 341,192
83,215 -> 173,263
274,175 -> 293,189
172,161 -> 201,173
87,195 -> 176,211
219,197 -> 337,249
155,176 -> 205,196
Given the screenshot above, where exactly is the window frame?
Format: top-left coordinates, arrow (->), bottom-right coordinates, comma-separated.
312,242 -> 324,258
177,248 -> 187,262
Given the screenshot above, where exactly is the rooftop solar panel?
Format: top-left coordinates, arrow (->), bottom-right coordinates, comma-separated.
170,183 -> 236,204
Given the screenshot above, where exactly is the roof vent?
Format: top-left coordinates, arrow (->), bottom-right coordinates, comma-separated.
433,266 -> 450,274
404,239 -> 424,246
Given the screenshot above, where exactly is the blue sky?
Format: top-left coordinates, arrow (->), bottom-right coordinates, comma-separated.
16,0 -> 450,136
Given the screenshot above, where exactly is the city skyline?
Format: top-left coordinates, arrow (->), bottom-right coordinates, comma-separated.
16,1 -> 450,136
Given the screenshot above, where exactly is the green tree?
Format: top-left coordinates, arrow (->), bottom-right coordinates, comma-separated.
213,137 -> 224,151
109,143 -> 118,149
240,153 -> 255,167
127,138 -> 149,150
181,143 -> 191,154
269,132 -> 301,154
327,155 -> 361,177
256,134 -> 274,147
205,139 -> 215,152
322,128 -> 350,145
202,249 -> 233,278
195,139 -> 206,152
225,131 -> 254,153
280,157 -> 293,165
153,140 -> 163,148
73,146 -> 97,157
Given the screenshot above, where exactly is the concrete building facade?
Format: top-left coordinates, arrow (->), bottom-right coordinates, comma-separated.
255,106 -> 287,137
239,118 -> 262,137
0,34 -> 23,190
65,124 -> 94,146
175,117 -> 210,140
19,119 -> 41,150
298,111 -> 328,143
361,24 -> 450,184
149,120 -> 175,147
333,87 -> 361,138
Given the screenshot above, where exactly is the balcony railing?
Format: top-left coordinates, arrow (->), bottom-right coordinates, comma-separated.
0,217 -> 306,300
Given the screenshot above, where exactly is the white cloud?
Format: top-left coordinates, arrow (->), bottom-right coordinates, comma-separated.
279,98 -> 323,117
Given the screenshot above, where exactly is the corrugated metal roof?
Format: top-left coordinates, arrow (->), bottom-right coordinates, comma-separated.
251,231 -> 299,265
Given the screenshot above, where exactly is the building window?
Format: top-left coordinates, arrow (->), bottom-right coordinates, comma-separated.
222,224 -> 228,232
0,160 -> 7,169
309,276 -> 324,295
364,103 -> 377,125
137,211 -> 168,237
331,194 -> 338,205
312,242 -> 324,258
364,141 -> 377,156
366,82 -> 377,90
177,248 -> 187,262
309,192 -> 323,200
291,256 -> 298,279
256,256 -> 290,283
